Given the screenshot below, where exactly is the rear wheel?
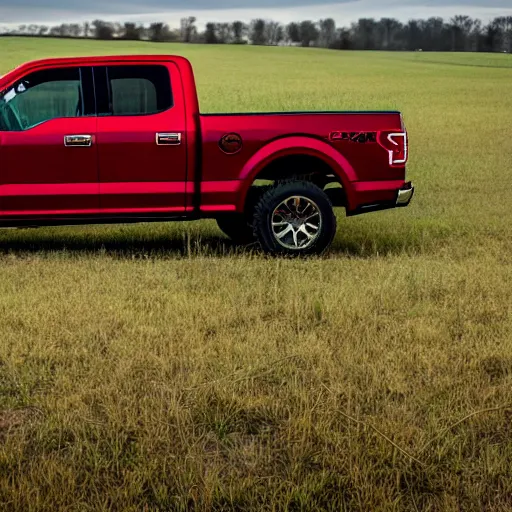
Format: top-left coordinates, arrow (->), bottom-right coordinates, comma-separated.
252,180 -> 337,256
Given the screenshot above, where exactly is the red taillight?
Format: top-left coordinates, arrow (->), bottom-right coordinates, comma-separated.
377,131 -> 408,167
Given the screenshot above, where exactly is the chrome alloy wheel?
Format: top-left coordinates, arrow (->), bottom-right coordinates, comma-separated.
271,196 -> 322,250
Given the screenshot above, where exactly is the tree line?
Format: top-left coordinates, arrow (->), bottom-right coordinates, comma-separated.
2,15 -> 512,52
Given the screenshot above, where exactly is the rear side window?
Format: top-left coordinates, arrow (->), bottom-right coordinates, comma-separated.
103,65 -> 173,116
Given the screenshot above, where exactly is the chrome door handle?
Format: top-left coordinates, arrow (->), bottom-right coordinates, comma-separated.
64,134 -> 93,147
156,133 -> 181,145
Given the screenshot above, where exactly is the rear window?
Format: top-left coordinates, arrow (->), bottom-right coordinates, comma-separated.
105,65 -> 172,116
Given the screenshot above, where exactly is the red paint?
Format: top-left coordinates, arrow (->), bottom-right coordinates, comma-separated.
0,117 -> 99,212
0,54 -> 412,224
97,61 -> 189,211
0,206 -> 194,217
352,180 -> 407,205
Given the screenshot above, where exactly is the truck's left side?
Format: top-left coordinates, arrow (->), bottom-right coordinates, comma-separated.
0,54 -> 413,256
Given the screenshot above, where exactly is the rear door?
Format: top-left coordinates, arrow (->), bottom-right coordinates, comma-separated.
94,62 -> 188,213
0,66 -> 98,215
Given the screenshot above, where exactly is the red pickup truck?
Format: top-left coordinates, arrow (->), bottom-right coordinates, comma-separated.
0,54 -> 414,255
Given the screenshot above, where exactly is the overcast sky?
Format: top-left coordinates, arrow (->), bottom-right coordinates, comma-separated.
2,0 -> 512,28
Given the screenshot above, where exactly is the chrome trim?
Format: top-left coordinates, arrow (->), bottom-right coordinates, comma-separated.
396,182 -> 414,205
156,132 -> 182,145
64,134 -> 92,147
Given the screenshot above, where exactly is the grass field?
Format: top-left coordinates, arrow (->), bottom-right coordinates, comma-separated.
0,37 -> 511,511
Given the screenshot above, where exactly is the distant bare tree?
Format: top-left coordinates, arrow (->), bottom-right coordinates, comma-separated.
318,18 -> 336,47
5,12 -> 510,54
495,16 -> 512,52
377,18 -> 402,50
250,19 -> 267,45
180,17 -> 197,43
122,22 -> 144,40
216,23 -> 232,44
204,23 -> 217,44
69,24 -> 82,38
420,17 -> 449,51
450,15 -> 475,51
232,21 -> 248,44
404,20 -> 421,50
286,22 -> 301,44
265,21 -> 284,45
148,22 -> 173,42
112,23 -> 124,38
49,25 -> 63,37
299,20 -> 319,47
469,19 -> 483,51
92,20 -> 114,40
351,18 -> 378,49
484,19 -> 501,51
337,28 -> 353,49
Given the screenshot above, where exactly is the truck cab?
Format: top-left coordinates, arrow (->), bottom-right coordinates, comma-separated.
0,55 -> 414,256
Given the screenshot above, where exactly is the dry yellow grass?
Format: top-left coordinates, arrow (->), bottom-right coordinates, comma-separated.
0,38 -> 511,511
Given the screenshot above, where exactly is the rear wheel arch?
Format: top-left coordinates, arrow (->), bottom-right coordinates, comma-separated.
236,136 -> 356,213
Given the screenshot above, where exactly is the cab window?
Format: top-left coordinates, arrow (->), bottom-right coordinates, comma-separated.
0,67 -> 94,131
101,65 -> 173,116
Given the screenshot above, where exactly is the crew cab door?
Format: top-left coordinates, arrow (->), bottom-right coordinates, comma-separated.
94,63 -> 188,212
0,66 -> 99,214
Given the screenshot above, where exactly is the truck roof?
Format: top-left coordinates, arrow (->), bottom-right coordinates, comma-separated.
0,55 -> 191,88
15,54 -> 187,66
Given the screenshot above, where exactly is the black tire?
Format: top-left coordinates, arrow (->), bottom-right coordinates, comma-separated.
216,213 -> 255,245
252,180 -> 337,256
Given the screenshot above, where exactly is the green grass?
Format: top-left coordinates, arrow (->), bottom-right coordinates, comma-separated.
0,37 -> 511,511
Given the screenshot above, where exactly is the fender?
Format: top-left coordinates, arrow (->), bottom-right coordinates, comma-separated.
236,135 -> 357,212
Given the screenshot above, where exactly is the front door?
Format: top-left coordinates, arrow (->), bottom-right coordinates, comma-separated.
0,66 -> 99,215
94,63 -> 188,213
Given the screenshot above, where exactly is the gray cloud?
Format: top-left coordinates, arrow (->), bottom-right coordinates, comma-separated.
2,0 -> 512,12
0,0 -> 347,14
1,0 -> 511,25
